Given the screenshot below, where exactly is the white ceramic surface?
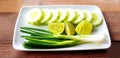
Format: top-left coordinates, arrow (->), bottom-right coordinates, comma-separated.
13,5 -> 111,51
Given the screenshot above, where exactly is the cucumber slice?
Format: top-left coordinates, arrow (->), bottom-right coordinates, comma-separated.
65,9 -> 76,22
84,11 -> 93,22
47,9 -> 60,23
57,9 -> 68,22
25,8 -> 43,25
73,10 -> 85,24
41,9 -> 52,24
91,12 -> 103,27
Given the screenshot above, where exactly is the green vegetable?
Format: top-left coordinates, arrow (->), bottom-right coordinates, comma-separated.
47,9 -> 60,23
25,8 -> 103,27
20,27 -> 52,34
20,26 -> 105,49
25,8 -> 43,25
57,9 -> 68,22
20,29 -> 52,36
65,9 -> 77,22
84,11 -> 93,22
41,9 -> 52,24
21,35 -> 69,41
91,12 -> 103,27
73,10 -> 85,24
23,39 -> 79,49
20,26 -> 80,48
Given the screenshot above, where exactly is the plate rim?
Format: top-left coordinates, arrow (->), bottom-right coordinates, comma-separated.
12,5 -> 111,51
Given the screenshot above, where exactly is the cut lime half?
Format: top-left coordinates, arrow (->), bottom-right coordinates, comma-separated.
75,20 -> 93,35
65,22 -> 75,36
48,23 -> 65,35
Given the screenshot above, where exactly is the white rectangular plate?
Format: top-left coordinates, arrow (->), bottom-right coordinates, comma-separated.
13,5 -> 111,51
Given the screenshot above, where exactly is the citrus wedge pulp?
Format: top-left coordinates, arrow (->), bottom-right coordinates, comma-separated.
48,23 -> 65,35
65,22 -> 75,36
75,20 -> 93,35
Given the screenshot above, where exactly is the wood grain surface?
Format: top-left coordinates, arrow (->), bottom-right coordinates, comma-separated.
0,0 -> 120,58
42,0 -> 120,12
0,0 -> 22,12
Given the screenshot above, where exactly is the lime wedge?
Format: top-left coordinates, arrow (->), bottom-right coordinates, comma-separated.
65,22 -> 75,36
75,20 -> 93,35
48,23 -> 65,35
25,8 -> 43,25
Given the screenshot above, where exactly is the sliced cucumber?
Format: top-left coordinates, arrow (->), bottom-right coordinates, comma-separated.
47,9 -> 60,23
91,12 -> 103,27
73,10 -> 85,24
25,8 -> 43,25
57,9 -> 68,22
84,11 -> 93,22
65,9 -> 76,22
41,9 -> 52,24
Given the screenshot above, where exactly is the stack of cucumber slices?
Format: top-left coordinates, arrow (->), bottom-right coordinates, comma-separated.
25,8 -> 103,26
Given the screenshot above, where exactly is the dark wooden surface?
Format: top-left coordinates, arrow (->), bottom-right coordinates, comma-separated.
0,0 -> 120,58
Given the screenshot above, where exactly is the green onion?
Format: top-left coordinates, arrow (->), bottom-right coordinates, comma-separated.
20,26 -> 105,49
23,38 -> 80,49
21,27 -> 52,34
20,29 -> 52,36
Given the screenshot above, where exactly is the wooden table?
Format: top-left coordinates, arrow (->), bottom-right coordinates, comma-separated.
0,0 -> 120,58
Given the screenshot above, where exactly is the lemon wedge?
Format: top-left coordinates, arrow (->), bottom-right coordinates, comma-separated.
65,22 -> 75,36
75,20 -> 93,35
48,23 -> 65,35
